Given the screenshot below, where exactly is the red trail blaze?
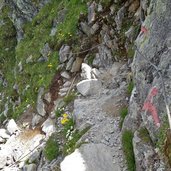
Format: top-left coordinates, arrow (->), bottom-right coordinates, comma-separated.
142,87 -> 160,127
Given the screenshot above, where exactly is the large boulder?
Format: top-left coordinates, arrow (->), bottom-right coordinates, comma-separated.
76,79 -> 102,96
60,143 -> 119,171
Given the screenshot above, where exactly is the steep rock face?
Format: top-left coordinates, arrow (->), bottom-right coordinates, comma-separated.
125,0 -> 171,169
5,0 -> 50,41
133,0 -> 171,141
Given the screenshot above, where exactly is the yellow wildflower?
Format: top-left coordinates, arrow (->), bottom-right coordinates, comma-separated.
63,113 -> 68,118
61,117 -> 69,125
48,63 -> 52,68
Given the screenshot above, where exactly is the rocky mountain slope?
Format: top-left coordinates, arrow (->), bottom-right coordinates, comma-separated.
0,0 -> 171,170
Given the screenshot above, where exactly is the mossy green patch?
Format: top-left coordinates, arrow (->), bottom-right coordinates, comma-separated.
44,134 -> 60,161
138,127 -> 152,144
127,80 -> 134,95
122,130 -> 135,171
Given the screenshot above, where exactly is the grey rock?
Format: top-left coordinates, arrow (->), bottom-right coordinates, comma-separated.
91,68 -> 100,79
76,79 -> 102,96
91,23 -> 99,35
66,57 -> 75,71
115,6 -> 126,30
125,26 -> 136,42
59,87 -> 69,94
122,88 -> 140,132
97,4 -> 103,12
36,87 -> 46,116
6,119 -> 19,135
40,43 -> 51,58
93,45 -> 113,68
71,57 -> 83,73
61,71 -> 71,79
132,0 -> 171,144
41,118 -> 56,137
44,92 -> 51,103
133,129 -> 165,171
63,81 -> 71,88
0,129 -> 10,139
28,150 -> 41,163
59,45 -> 71,63
60,143 -> 120,171
23,164 -> 37,171
32,114 -> 42,127
80,22 -> 92,36
37,56 -> 48,62
88,2 -> 96,24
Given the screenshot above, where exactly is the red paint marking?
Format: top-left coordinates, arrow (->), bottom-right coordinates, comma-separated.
141,26 -> 148,34
142,87 -> 160,127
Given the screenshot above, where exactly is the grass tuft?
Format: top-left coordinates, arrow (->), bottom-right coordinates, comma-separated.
119,107 -> 128,129
122,130 -> 135,171
44,134 -> 60,161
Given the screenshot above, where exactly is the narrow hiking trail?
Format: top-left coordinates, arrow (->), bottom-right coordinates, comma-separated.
61,62 -> 130,171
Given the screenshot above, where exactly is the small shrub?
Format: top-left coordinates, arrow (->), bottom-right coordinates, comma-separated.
55,107 -> 65,118
63,118 -> 75,135
122,130 -> 135,171
63,92 -> 77,105
44,135 -> 60,161
119,107 -> 128,129
63,126 -> 90,155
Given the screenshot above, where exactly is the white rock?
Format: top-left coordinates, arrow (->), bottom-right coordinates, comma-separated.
81,63 -> 92,80
41,118 -> 56,137
60,143 -> 118,171
76,79 -> 102,96
23,164 -> 37,171
61,71 -> 71,79
6,119 -> 19,135
61,149 -> 86,171
0,129 -> 10,139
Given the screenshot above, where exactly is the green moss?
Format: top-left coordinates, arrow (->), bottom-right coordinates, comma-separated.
44,134 -> 60,161
156,116 -> 169,149
122,130 -> 135,171
127,81 -> 134,95
138,127 -> 152,144
119,107 -> 128,129
127,46 -> 135,58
